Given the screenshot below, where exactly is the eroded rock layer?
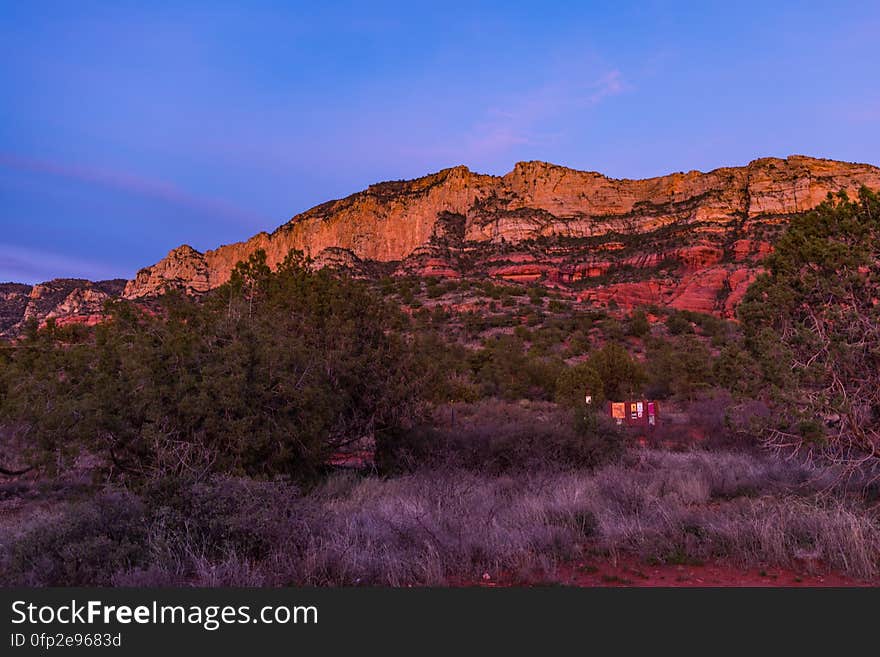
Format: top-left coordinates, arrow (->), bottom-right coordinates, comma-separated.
0,279 -> 126,336
122,155 -> 880,303
3,155 -> 879,335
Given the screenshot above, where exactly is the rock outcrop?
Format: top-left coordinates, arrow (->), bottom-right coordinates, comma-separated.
0,279 -> 126,336
122,155 -> 880,303
0,283 -> 32,335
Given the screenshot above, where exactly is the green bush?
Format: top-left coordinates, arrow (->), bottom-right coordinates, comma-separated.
0,250 -> 420,483
555,362 -> 604,409
713,345 -> 762,397
626,309 -> 651,337
738,188 -> 880,468
469,335 -> 563,401
665,312 -> 693,335
587,343 -> 645,400
646,336 -> 715,400
527,285 -> 546,304
4,492 -> 147,586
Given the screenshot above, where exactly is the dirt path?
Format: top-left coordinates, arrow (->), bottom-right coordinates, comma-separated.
467,556 -> 875,587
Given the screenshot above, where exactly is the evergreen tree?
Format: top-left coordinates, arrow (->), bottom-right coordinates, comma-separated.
739,188 -> 880,473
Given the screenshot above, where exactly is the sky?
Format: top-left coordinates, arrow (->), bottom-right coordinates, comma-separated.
1,1 -> 879,283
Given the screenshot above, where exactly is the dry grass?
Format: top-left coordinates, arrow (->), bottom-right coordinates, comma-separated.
3,449 -> 879,586
386,399 -> 624,473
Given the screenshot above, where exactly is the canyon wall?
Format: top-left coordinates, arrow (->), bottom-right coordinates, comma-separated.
3,155 -> 879,336
122,155 -> 880,299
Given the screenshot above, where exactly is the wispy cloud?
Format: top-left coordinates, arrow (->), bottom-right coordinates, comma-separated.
847,101 -> 880,122
0,153 -> 266,226
0,243 -> 122,284
477,69 -> 628,150
422,68 -> 631,164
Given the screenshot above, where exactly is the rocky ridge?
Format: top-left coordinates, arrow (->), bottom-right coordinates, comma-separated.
0,279 -> 126,336
121,155 -> 880,316
2,155 -> 879,336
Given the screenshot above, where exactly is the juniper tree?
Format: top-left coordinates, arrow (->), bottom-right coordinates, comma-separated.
739,188 -> 880,477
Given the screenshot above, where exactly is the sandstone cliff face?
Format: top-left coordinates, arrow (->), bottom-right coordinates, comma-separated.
124,244 -> 214,297
0,283 -> 32,334
123,155 -> 880,300
0,279 -> 126,336
4,156 -> 879,337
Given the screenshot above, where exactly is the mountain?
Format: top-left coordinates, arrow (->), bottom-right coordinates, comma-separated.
0,279 -> 127,336
2,155 -> 879,336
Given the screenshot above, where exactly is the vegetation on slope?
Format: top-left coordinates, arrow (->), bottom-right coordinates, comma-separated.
739,188 -> 880,475
0,251 -> 419,482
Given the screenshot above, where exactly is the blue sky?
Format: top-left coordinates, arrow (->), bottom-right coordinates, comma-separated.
1,1 -> 878,283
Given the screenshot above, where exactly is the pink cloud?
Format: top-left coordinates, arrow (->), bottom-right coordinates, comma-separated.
0,152 -> 265,226
412,68 -> 632,164
0,243 -> 121,284
848,102 -> 880,122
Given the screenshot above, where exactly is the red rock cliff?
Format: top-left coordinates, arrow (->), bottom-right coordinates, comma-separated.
123,155 -> 880,300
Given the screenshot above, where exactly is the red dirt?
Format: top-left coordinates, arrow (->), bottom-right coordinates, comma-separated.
463,556 -> 875,588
